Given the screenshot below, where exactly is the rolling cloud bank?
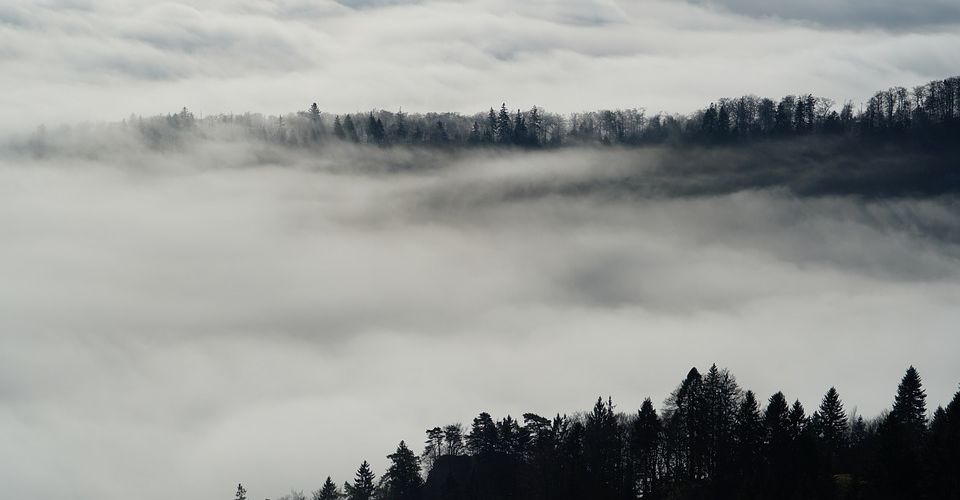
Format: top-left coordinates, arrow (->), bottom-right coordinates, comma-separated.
1,125 -> 959,499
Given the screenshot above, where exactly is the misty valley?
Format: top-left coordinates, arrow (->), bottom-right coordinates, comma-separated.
2,76 -> 959,500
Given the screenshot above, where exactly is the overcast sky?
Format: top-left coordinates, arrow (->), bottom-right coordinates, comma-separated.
2,0 -> 960,133
2,2 -> 960,500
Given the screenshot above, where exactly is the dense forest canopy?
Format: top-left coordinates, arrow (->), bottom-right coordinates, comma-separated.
243,365 -> 960,500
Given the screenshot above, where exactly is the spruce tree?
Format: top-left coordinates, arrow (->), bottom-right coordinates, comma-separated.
529,106 -> 543,146
467,412 -> 499,455
788,400 -> 808,441
663,367 -> 706,481
763,392 -> 793,498
924,386 -> 960,498
733,391 -> 764,494
313,477 -> 339,500
891,366 -> 927,433
485,107 -> 497,143
813,387 -> 848,461
702,364 -> 740,480
631,398 -> 661,497
765,392 -> 791,445
496,103 -> 512,144
384,441 -> 423,500
235,483 -> 247,500
346,461 -> 376,500
468,121 -> 482,145
513,110 -> 528,146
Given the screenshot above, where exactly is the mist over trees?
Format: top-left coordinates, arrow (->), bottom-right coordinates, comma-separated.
17,75 -> 960,155
242,365 -> 959,500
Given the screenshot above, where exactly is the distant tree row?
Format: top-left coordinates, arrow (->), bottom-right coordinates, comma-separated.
108,75 -> 959,153
241,365 -> 960,500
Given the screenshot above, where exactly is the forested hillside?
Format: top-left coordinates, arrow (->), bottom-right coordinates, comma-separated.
18,75 -> 960,153
243,365 -> 960,500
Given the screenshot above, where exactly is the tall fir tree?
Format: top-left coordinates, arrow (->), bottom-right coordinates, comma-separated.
384,441 -> 423,500
631,398 -> 661,497
813,387 -> 848,466
891,366 -> 927,433
496,103 -> 513,144
467,412 -> 499,455
312,477 -> 339,500
346,461 -> 376,500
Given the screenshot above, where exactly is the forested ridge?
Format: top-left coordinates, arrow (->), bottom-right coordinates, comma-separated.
242,365 -> 960,500
21,75 -> 960,152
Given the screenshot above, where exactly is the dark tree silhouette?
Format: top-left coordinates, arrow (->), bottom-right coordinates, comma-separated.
384,441 -> 423,500
467,412 -> 499,456
443,424 -> 465,456
813,387 -> 848,469
312,477 -> 339,500
496,104 -> 512,144
630,398 -> 660,497
346,460 -> 376,500
891,366 -> 927,433
235,483 -> 247,500
233,363 -> 960,500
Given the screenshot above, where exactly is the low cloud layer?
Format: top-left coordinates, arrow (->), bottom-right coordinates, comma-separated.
1,134 -> 959,500
689,0 -> 960,29
2,0 -> 959,134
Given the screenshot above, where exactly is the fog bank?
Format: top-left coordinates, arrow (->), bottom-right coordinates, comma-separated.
1,138 -> 959,500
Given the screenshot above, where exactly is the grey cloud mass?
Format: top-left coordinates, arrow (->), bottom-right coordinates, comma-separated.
688,0 -> 960,29
1,131 -> 959,500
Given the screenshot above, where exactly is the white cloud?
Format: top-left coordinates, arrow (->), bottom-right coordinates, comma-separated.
0,0 -> 958,134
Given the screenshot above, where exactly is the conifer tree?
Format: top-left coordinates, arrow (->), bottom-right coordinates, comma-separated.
925,386 -> 960,498
467,412 -> 499,455
702,364 -> 740,479
631,398 -> 661,497
733,390 -> 764,494
333,115 -> 346,140
891,366 -> 927,433
468,121 -> 482,145
235,483 -> 247,500
813,387 -> 848,462
346,461 -> 376,500
384,441 -> 423,500
312,477 -> 339,500
788,400 -> 808,441
513,110 -> 528,146
393,108 -> 407,143
485,107 -> 497,143
765,392 -> 791,445
529,106 -> 543,146
496,103 -> 512,144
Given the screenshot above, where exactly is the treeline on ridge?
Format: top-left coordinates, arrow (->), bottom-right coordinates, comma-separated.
21,75 -> 960,154
239,365 -> 960,500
